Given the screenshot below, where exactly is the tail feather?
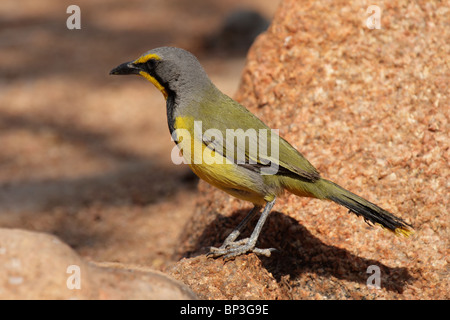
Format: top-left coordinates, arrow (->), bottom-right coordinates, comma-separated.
321,179 -> 413,236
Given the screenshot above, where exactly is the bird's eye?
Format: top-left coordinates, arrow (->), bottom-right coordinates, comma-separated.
146,59 -> 157,69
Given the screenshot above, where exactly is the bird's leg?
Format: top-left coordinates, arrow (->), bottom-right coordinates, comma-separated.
207,205 -> 260,256
208,198 -> 276,259
219,205 -> 261,246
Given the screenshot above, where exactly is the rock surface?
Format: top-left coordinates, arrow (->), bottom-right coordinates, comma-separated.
169,0 -> 448,299
0,0 -> 447,300
0,228 -> 196,299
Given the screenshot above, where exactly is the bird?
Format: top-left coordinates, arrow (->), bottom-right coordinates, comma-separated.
110,46 -> 413,259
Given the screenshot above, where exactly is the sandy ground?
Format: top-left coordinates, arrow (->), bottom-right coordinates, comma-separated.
0,0 -> 279,269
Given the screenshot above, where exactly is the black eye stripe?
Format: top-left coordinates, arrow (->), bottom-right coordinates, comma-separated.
136,59 -> 157,75
146,59 -> 157,69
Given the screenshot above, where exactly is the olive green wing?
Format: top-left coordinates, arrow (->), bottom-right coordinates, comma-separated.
195,94 -> 320,181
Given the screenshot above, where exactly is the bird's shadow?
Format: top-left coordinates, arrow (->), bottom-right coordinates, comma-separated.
180,209 -> 414,293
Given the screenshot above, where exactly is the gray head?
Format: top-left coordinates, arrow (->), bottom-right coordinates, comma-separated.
110,47 -> 212,99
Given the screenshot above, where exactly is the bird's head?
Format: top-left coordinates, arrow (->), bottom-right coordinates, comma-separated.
110,47 -> 210,100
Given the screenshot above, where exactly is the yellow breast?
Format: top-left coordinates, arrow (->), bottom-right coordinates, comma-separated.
173,116 -> 267,205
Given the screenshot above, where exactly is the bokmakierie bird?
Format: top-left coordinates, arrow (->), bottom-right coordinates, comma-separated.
110,47 -> 413,259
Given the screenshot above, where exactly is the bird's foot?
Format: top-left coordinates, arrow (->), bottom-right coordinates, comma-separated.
207,238 -> 276,260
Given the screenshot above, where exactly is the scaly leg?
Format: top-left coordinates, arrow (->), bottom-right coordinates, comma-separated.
208,198 -> 276,259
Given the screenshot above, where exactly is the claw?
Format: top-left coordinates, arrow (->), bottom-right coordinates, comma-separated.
207,239 -> 276,259
207,199 -> 277,259
252,247 -> 277,257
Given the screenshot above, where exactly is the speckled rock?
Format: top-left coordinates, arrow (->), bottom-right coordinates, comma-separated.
171,0 -> 448,300
0,228 -> 196,299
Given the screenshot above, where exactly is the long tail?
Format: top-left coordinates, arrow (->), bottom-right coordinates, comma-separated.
321,179 -> 413,236
282,177 -> 414,236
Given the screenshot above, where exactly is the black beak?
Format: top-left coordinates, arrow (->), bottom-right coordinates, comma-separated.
109,61 -> 141,75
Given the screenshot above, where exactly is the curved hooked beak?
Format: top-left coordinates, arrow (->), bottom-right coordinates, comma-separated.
109,61 -> 141,75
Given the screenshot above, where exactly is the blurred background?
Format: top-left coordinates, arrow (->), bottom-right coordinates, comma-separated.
0,0 -> 279,268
